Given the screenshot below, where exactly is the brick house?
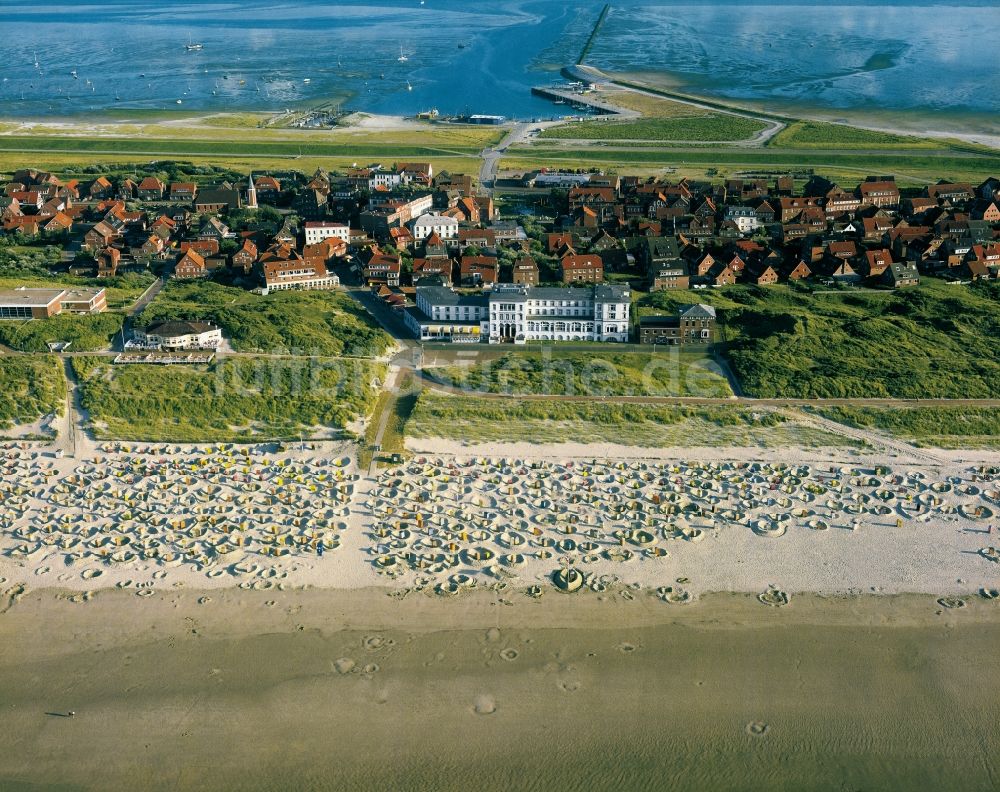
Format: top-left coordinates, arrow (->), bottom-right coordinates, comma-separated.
560,253 -> 604,284
175,249 -> 207,279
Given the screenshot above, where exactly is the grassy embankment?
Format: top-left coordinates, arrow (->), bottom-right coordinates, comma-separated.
810,406 -> 1000,449
405,392 -> 856,448
71,356 -> 385,443
423,350 -> 733,398
0,357 -> 66,430
138,281 -> 392,357
539,115 -> 768,143
638,279 -> 1000,399
0,122 -> 500,177
502,145 -> 1000,184
770,121 -> 950,150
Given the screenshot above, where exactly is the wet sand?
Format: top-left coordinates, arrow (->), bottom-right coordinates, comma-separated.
2,586 -> 998,792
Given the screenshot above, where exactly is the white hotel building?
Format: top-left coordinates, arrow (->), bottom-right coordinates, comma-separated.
404,283 -> 631,344
303,221 -> 351,246
411,214 -> 460,240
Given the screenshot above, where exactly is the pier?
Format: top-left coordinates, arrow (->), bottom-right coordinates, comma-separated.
530,84 -> 638,118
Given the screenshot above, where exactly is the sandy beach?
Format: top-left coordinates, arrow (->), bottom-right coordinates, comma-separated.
3,434 -> 1000,790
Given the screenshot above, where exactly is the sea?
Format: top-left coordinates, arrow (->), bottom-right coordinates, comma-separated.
0,0 -> 997,127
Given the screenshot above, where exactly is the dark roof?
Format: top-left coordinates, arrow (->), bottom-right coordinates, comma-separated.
145,320 -> 218,337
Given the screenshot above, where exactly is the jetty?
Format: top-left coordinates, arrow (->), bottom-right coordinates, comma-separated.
529,84 -> 637,118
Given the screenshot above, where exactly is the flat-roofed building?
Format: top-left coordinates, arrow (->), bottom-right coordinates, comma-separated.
0,287 -> 107,319
60,287 -> 107,314
0,288 -> 64,319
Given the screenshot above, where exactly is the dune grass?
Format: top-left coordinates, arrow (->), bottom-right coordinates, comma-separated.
811,406 -> 1000,449
639,279 -> 1000,399
0,312 -> 124,352
138,280 -> 392,357
72,355 -> 384,442
0,357 -> 65,429
424,350 -> 732,398
406,393 -> 855,448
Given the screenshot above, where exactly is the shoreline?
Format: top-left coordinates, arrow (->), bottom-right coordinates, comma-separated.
590,67 -> 1000,150
2,584 -> 998,792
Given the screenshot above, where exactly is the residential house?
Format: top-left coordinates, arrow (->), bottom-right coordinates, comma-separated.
746,262 -> 779,285
197,216 -> 232,242
231,239 -> 258,274
175,249 -> 208,279
639,304 -> 716,345
253,175 -> 281,203
649,259 -> 690,291
927,182 -> 974,204
858,179 -> 900,209
169,182 -> 198,203
864,249 -> 894,278
96,247 -> 121,278
88,176 -> 114,200
361,249 -> 402,287
511,256 -> 539,285
304,221 -> 350,245
459,255 -> 498,286
412,214 -> 459,240
560,253 -> 604,284
883,261 -> 920,288
782,259 -> 811,281
137,177 -> 165,201
412,258 -> 453,286
723,205 -> 760,234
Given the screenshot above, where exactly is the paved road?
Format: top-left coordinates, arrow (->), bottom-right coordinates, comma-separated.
479,121 -> 552,194
126,277 -> 164,317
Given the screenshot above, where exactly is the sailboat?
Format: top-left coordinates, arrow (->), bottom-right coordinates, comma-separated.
185,34 -> 204,51
397,45 -> 409,64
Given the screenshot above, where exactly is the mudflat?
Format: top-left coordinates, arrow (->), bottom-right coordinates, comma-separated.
1,587 -> 998,792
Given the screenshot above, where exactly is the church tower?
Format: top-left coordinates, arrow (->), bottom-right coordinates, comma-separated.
247,173 -> 258,210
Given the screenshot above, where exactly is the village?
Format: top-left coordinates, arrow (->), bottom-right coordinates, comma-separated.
1,161 -> 999,353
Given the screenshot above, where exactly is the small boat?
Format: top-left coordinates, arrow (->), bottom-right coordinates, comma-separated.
407,81 -> 413,91
176,99 -> 183,104
458,42 -> 467,49
70,70 -> 78,78
302,78 -> 311,84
